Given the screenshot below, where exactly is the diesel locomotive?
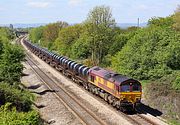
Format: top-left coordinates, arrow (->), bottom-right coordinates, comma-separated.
24,40 -> 142,111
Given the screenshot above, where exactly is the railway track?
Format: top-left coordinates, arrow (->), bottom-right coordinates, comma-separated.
126,113 -> 158,125
25,53 -> 107,125
20,36 -> 165,125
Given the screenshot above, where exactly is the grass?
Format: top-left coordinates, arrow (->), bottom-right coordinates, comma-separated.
169,119 -> 180,125
140,80 -> 151,88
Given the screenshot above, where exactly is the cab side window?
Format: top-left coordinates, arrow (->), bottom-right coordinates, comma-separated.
90,75 -> 95,82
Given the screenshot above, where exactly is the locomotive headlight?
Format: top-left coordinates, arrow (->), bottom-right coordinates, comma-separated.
136,95 -> 141,98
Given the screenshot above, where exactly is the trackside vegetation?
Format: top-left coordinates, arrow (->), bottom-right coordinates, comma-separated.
29,5 -> 180,124
0,27 -> 42,125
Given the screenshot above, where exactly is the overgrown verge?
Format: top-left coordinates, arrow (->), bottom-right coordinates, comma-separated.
0,27 -> 42,125
0,83 -> 33,111
0,84 -> 42,125
0,103 -> 40,125
145,77 -> 180,125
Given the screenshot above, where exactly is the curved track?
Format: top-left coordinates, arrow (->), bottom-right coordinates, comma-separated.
25,50 -> 107,125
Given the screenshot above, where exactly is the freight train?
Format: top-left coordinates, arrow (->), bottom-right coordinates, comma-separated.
24,40 -> 142,111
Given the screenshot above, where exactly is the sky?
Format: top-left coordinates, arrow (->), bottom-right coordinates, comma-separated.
0,0 -> 179,24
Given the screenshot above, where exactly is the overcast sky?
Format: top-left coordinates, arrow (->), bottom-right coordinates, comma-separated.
0,0 -> 179,24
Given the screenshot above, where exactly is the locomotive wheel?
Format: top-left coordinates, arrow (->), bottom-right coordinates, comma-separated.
116,104 -> 120,109
120,107 -> 126,112
112,101 -> 116,107
83,83 -> 88,90
104,93 -> 109,102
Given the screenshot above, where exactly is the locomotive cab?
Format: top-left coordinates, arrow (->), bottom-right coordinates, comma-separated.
119,81 -> 142,107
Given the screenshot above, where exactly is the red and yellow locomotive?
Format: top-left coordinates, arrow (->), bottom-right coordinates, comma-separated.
88,66 -> 141,110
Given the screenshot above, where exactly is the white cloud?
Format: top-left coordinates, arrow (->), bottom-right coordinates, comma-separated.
27,1 -> 50,8
68,0 -> 82,6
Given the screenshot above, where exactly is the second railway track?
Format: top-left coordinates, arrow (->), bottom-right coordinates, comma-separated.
25,53 -> 107,125
126,113 -> 158,125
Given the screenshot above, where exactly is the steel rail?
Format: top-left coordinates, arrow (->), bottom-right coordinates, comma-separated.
25,52 -> 107,125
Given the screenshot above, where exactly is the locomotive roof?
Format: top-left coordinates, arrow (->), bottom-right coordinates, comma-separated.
89,66 -> 139,85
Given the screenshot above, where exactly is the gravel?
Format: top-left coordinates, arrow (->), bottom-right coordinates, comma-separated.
21,62 -> 82,125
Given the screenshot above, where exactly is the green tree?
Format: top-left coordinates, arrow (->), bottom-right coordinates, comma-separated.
173,5 -> 180,31
71,33 -> 91,59
172,72 -> 180,90
0,43 -> 25,83
29,26 -> 44,43
43,21 -> 68,49
0,40 -> 3,56
54,24 -> 84,56
86,5 -> 115,27
109,33 -> 130,55
85,5 -> 116,65
0,27 -> 14,42
111,26 -> 180,80
148,16 -> 174,28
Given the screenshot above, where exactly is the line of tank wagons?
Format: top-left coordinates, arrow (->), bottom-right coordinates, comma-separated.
24,40 -> 142,111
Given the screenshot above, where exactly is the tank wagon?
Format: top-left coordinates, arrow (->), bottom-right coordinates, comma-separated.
24,40 -> 142,111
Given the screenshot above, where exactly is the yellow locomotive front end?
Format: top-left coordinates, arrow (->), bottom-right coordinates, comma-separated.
119,81 -> 142,108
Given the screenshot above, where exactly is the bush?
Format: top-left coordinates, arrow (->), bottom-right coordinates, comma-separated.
172,73 -> 180,90
0,83 -> 34,111
0,103 -> 42,125
71,34 -> 91,59
109,32 -> 133,56
29,26 -> 44,43
0,43 -> 25,83
148,16 -> 174,28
